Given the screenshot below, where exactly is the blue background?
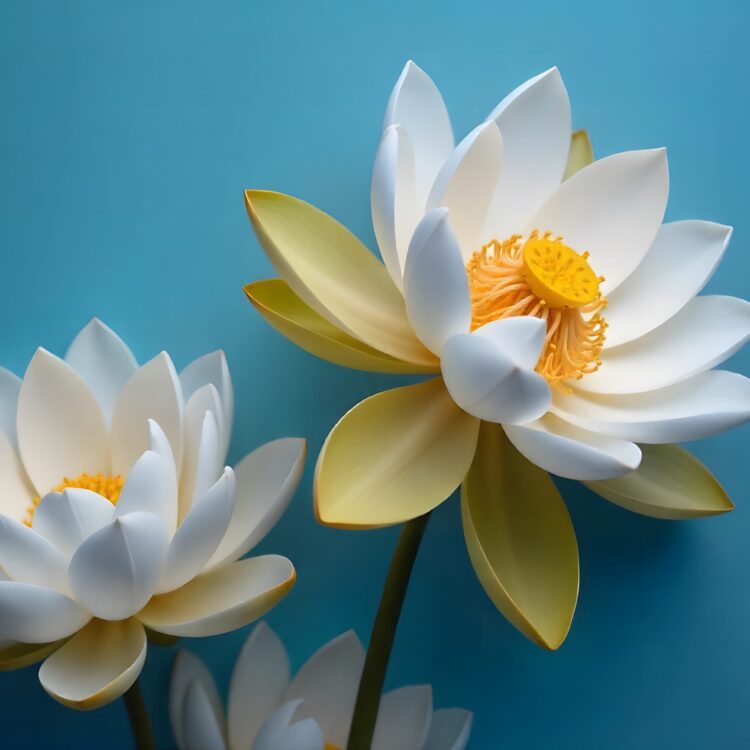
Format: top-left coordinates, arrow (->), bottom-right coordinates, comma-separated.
1,1 -> 748,747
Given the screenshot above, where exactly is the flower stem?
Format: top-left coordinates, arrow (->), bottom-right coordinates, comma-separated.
346,512 -> 431,750
123,678 -> 156,750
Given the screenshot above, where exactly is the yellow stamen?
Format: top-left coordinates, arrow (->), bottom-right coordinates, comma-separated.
466,231 -> 607,393
23,472 -> 125,527
324,745 -> 342,750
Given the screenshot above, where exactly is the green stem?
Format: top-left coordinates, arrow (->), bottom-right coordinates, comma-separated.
346,512 -> 431,750
122,678 -> 156,750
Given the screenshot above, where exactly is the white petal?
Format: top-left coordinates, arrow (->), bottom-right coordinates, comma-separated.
38,618 -> 147,710
553,370 -> 750,443
485,67 -> 572,239
283,631 -> 364,749
254,700 -> 324,750
68,511 -> 168,620
604,221 -> 732,347
426,121 -> 504,257
423,709 -> 473,750
33,488 -> 116,558
0,581 -> 89,642
228,622 -> 290,750
0,430 -> 36,523
527,149 -> 669,293
64,319 -> 138,424
372,685 -> 432,750
504,413 -> 641,480
384,61 -> 454,209
0,367 -> 21,449
579,296 -> 750,394
17,349 -> 109,496
157,469 -> 235,594
111,352 -> 184,476
181,681 -> 228,750
207,438 -> 305,570
440,318 -> 551,424
403,209 -> 472,355
371,125 -> 418,289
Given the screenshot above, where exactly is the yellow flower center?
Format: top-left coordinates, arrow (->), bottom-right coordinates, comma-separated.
23,472 -> 125,527
466,230 -> 607,393
324,745 -> 341,750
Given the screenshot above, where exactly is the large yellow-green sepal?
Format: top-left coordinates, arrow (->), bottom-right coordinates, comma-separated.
584,444 -> 733,519
315,378 -> 480,528
563,130 -> 594,180
461,422 -> 579,650
245,279 -> 437,375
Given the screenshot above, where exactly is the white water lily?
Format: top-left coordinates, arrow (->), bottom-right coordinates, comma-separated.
0,319 -> 305,709
170,622 -> 472,750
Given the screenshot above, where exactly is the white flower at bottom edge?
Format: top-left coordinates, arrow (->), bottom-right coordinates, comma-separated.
170,622 -> 472,750
0,319 -> 306,709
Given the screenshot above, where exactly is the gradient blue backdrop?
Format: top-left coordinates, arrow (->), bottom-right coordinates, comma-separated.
1,1 -> 748,747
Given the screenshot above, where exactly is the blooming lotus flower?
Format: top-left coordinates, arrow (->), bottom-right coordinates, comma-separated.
170,622 -> 472,750
0,320 -> 305,708
244,63 -> 750,649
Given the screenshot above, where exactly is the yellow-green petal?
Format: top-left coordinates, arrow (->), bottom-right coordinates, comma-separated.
244,279 -> 437,375
563,130 -> 594,180
584,444 -> 734,519
245,190 -> 437,368
461,423 -> 579,650
315,378 -> 480,528
0,640 -> 61,671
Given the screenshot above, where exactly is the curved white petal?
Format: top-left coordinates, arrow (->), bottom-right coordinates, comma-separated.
426,121 -> 504,257
485,68 -> 571,238
111,352 -> 184,476
254,700 -> 325,750
283,631 -> 364,750
17,349 -> 109,496
403,209 -> 472,355
384,61 -> 454,211
441,318 -> 551,424
0,581 -> 89,642
0,430 -> 36,523
371,124 -> 418,289
579,296 -> 750,394
68,511 -> 168,620
372,685 -> 433,750
228,622 -> 290,750
423,708 -> 474,750
604,221 -> 732,347
0,367 -> 21,449
38,618 -> 146,710
180,681 -> 227,750
157,469 -> 235,594
553,370 -> 750,443
504,413 -> 641,480
527,149 -> 669,293
207,438 -> 305,570
64,319 -> 138,424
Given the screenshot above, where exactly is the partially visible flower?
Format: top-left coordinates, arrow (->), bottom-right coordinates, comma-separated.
170,622 -> 472,750
0,319 -> 305,709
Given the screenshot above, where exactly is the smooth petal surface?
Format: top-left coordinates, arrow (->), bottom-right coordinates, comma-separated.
139,555 -> 295,637
39,618 -> 146,710
180,681 -> 227,750
462,422 -> 579,649
504,413 -> 641,480
181,408 -> 223,521
441,318 -> 551,424
0,367 -> 21,449
0,430 -> 36,522
254,700 -> 324,750
604,221 -> 732,347
68,512 -> 168,620
245,280 -> 435,375
64,319 -> 138,424
207,438 -> 305,570
371,685 -> 432,750
585,444 -> 734,519
528,149 -> 669,293
563,129 -> 594,180
17,349 -> 109,496
228,622 -> 290,750
245,190 -> 436,367
315,379 -> 480,528
284,631 -> 364,750
423,708 -> 473,750
0,640 -> 61,671
404,209 -> 472,354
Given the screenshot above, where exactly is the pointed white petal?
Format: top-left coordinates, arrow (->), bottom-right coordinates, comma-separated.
0,367 -> 21,449
253,700 -> 324,750
372,685 -> 432,750
423,708 -> 473,750
180,681 -> 227,750
0,430 -> 36,523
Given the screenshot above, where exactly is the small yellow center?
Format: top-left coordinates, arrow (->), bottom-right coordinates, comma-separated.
23,472 -> 125,527
324,745 -> 341,750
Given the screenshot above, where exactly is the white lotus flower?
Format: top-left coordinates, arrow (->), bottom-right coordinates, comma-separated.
170,622 -> 472,750
0,319 -> 305,709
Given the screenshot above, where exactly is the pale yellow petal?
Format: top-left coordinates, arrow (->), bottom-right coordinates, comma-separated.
0,639 -> 62,671
461,422 -> 579,650
245,190 -> 436,367
584,444 -> 733,519
244,280 -> 437,375
314,378 -> 480,528
563,129 -> 594,180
